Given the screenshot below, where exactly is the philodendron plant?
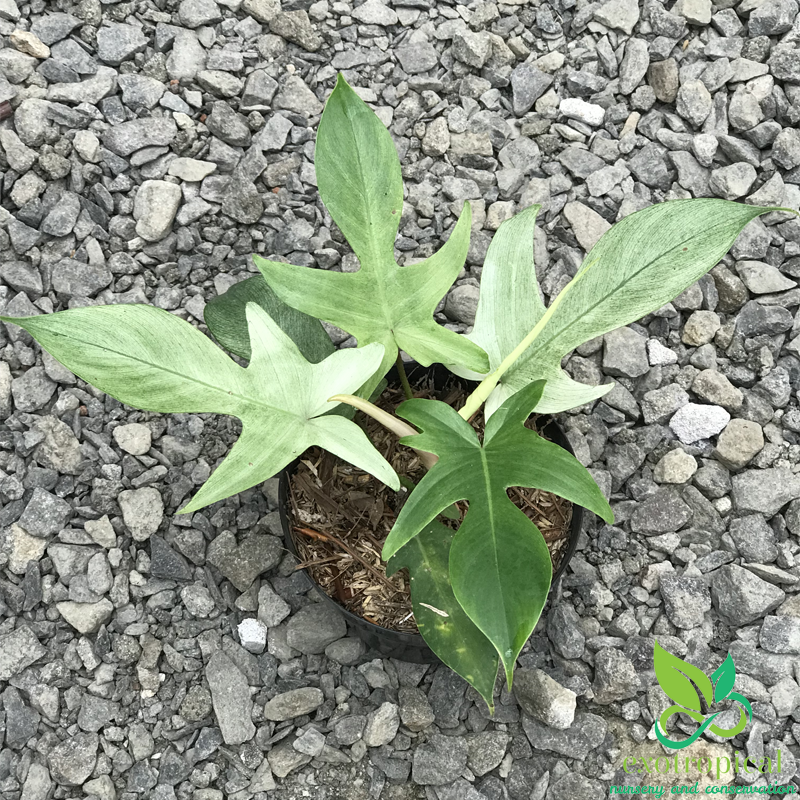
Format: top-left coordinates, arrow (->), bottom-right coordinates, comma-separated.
2,73 -> 794,710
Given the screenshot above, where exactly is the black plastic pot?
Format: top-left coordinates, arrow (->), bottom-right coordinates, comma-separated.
278,363 -> 585,664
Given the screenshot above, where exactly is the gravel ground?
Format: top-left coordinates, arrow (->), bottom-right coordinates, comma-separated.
1,0 -> 800,798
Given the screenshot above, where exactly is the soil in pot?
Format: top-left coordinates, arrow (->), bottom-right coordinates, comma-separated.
286,369 -> 573,634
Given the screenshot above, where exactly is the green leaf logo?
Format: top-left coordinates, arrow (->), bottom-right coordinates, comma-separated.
654,640 -> 752,750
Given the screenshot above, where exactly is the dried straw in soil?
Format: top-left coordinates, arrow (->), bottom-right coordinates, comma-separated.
288,373 -> 572,633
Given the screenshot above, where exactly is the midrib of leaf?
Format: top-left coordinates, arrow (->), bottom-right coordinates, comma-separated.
513,223 -> 737,369
37,328 -> 306,421
340,102 -> 395,334
478,447 -> 510,663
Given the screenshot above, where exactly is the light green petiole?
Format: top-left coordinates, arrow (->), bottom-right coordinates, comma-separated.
329,394 -> 439,469
458,256 -> 600,421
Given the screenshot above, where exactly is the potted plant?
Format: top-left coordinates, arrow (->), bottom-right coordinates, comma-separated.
2,73 -> 792,712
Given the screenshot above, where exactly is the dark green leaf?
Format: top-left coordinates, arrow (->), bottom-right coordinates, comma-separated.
387,520 -> 499,710
204,274 -> 334,363
382,381 -> 614,685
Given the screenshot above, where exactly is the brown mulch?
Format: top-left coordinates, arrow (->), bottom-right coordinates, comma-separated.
287,371 -> 573,633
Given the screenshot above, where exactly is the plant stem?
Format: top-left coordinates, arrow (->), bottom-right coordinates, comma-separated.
396,353 -> 413,401
458,255 -> 599,421
329,393 -> 439,469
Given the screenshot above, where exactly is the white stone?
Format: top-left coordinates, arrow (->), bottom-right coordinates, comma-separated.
168,157 -> 217,182
112,422 -> 152,455
238,618 -> 268,653
72,131 -> 100,164
559,97 -> 606,126
3,523 -> 47,574
118,487 -> 164,541
56,599 -> 114,634
654,449 -> 698,484
84,515 -> 117,549
133,180 -> 182,242
351,0 -> 399,25
10,30 -> 48,58
563,201 -> 611,251
647,339 -> 679,366
669,403 -> 731,444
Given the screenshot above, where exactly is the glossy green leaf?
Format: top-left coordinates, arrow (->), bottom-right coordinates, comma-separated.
204,274 -> 334,363
712,652 -> 736,703
449,204 -> 613,415
254,74 -> 489,398
383,381 -> 614,685
454,200 -> 788,418
654,640 -> 713,713
387,520 -> 500,710
0,304 -> 399,513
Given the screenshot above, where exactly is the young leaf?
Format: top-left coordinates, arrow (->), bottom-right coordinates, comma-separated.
654,640 -> 713,713
457,200 -> 789,418
386,520 -> 500,711
204,274 -> 334,363
0,304 -> 399,513
254,73 -> 489,397
382,381 -> 614,685
711,652 -> 736,703
449,204 -> 613,414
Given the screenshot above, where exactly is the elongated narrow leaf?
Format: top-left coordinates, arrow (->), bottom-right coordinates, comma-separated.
449,205 -> 612,414
654,640 -> 713,712
254,74 -> 489,398
204,274 -> 334,363
382,381 -> 614,685
387,520 -> 500,710
0,304 -> 399,513
455,200 -> 788,417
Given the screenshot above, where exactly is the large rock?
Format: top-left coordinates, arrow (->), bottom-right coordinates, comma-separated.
0,626 -> 47,680
714,419 -> 764,469
102,117 -> 177,156
206,531 -> 282,592
660,573 -> 711,629
206,651 -> 255,744
363,702 -> 400,747
731,468 -> 800,516
285,603 -> 346,654
263,687 -> 324,721
711,565 -> 785,626
513,668 -> 576,729
412,734 -> 468,785
47,733 -> 98,786
592,648 -> 640,704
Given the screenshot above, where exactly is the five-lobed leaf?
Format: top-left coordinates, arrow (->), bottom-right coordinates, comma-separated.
387,519 -> 500,711
383,381 -> 614,686
0,303 -> 399,514
204,273 -> 334,363
454,199 -> 789,418
254,73 -> 489,398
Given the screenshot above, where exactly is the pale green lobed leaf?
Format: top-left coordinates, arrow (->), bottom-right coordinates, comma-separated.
450,200 -> 789,417
254,74 -> 489,397
0,303 -> 399,515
